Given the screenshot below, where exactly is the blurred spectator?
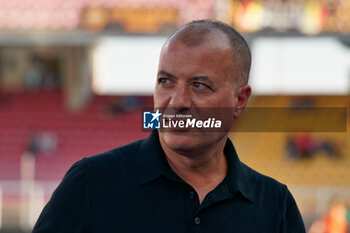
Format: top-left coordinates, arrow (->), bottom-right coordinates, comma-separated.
308,200 -> 349,233
290,97 -> 316,108
105,96 -> 140,115
320,140 -> 339,158
324,201 -> 348,233
308,219 -> 326,233
287,133 -> 315,159
26,131 -> 58,156
294,133 -> 314,158
286,133 -> 341,159
26,59 -> 43,91
42,72 -> 59,91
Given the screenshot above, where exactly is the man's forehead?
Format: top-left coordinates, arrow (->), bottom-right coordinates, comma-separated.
159,41 -> 232,71
163,28 -> 231,54
158,36 -> 234,82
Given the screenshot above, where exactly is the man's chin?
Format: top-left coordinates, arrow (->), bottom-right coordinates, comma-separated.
158,130 -> 201,152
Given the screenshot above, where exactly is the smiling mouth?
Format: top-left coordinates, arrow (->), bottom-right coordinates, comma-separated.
162,117 -> 188,132
161,117 -> 202,133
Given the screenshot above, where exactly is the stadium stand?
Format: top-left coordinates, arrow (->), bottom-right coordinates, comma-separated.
0,91 -> 151,181
233,95 -> 350,186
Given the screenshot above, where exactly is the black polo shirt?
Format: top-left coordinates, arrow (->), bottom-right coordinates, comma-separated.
33,130 -> 306,233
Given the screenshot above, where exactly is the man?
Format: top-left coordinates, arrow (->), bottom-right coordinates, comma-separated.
33,20 -> 306,233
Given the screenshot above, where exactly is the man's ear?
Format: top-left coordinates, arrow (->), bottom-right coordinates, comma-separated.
233,85 -> 251,119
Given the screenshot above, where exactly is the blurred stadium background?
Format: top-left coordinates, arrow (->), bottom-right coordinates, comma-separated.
0,0 -> 350,232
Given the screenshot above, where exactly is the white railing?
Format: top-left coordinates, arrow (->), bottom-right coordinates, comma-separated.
0,180 -> 58,230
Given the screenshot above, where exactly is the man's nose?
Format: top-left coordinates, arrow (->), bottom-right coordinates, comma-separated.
168,83 -> 192,109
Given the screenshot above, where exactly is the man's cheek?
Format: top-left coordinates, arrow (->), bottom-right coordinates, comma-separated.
154,94 -> 169,108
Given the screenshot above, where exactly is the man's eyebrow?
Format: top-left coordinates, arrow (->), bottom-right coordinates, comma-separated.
190,76 -> 215,87
158,70 -> 176,79
157,72 -> 216,88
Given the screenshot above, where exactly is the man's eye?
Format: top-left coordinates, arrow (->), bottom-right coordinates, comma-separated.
193,82 -> 209,89
158,78 -> 170,85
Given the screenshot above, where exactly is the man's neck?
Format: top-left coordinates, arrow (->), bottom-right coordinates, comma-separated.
159,138 -> 228,204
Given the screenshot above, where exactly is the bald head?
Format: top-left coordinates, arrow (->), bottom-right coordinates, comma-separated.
165,20 -> 251,86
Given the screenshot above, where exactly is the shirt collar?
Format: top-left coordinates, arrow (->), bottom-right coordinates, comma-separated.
223,138 -> 255,202
137,130 -> 171,184
137,130 -> 255,202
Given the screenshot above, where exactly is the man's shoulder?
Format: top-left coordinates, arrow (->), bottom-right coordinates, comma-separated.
242,162 -> 285,187
90,138 -> 143,160
240,161 -> 290,200
83,138 -> 145,174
